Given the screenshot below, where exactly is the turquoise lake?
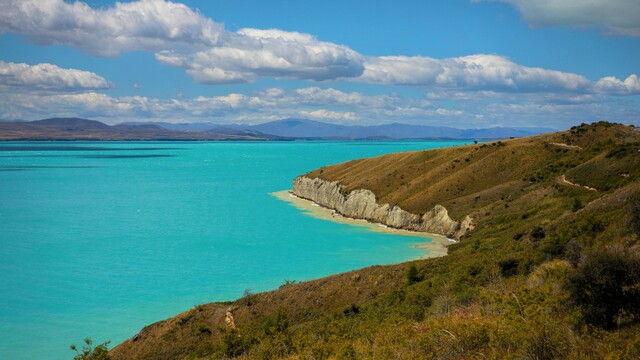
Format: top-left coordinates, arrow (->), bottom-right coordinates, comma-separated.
0,140 -> 468,359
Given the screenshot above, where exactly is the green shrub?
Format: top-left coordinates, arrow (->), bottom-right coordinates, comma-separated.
262,311 -> 289,335
499,258 -> 519,277
531,226 -> 546,240
567,249 -> 640,329
407,264 -> 421,284
219,329 -> 246,358
70,338 -> 110,360
572,198 -> 583,212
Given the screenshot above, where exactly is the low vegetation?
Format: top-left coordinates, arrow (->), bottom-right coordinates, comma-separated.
70,338 -> 111,360
109,122 -> 640,359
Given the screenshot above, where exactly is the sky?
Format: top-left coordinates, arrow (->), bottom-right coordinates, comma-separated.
0,0 -> 639,129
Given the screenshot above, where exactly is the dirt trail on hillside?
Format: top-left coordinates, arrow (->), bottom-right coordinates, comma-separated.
558,174 -> 597,191
550,142 -> 583,150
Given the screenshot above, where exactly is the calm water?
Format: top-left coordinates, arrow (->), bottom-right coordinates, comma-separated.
0,140 -> 467,359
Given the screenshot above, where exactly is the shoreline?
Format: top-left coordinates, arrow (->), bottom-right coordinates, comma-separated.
271,190 -> 454,259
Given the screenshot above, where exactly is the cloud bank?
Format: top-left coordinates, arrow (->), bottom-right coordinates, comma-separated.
360,54 -> 591,92
2,86 -> 637,130
1,0 -> 637,95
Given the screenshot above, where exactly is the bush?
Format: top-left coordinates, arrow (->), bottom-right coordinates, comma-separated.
567,249 -> 640,329
572,198 -> 583,212
70,338 -> 110,360
407,264 -> 421,284
219,329 -> 246,358
262,311 -> 289,335
499,258 -> 519,277
531,226 -> 546,240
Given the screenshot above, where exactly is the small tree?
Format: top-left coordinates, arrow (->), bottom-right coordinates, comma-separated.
407,264 -> 421,285
70,338 -> 111,360
567,249 -> 640,329
572,198 -> 583,212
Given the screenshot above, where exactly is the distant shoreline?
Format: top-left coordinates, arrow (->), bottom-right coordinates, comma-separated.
271,190 -> 453,259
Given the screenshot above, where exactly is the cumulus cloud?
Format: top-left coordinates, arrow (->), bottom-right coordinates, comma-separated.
360,55 -> 640,95
0,61 -> 113,91
593,74 -> 640,94
481,0 -> 640,36
0,0 -> 363,82
3,86 -> 638,129
156,28 -> 364,83
0,87 -> 424,123
0,0 -> 224,57
360,54 -> 592,92
0,0 -> 637,96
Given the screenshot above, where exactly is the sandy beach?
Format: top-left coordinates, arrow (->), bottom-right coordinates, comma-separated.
271,190 -> 453,259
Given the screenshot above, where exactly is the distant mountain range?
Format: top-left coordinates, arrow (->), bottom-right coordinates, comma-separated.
124,118 -> 556,140
0,117 -> 555,141
0,118 -> 281,141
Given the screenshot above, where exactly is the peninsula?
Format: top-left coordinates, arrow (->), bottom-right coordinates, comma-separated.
111,122 -> 640,359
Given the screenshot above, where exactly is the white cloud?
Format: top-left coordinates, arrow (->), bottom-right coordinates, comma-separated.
156,28 -> 364,83
2,86 -> 638,129
360,54 -> 592,92
594,74 -> 640,94
0,0 -> 363,82
0,61 -> 113,91
436,108 -> 464,116
0,87 -> 425,123
0,0 -> 224,57
481,0 -> 640,36
0,0 -> 638,96
299,109 -> 358,121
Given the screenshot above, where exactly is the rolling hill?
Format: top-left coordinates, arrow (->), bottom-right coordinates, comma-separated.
110,122 -> 640,359
123,118 -> 555,140
249,119 -> 554,139
0,118 -> 281,141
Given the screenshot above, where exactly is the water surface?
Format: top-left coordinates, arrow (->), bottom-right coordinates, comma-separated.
0,140 -> 467,359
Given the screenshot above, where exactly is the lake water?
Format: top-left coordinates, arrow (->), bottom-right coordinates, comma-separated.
0,140 -> 468,359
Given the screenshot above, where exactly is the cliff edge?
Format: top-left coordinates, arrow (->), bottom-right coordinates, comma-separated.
292,176 -> 473,239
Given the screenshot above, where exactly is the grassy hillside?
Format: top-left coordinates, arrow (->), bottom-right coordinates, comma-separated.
110,122 -> 640,359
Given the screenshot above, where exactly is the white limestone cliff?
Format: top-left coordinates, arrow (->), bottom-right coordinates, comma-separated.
292,176 -> 474,240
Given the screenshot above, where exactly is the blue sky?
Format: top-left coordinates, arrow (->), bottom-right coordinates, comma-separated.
0,0 -> 639,129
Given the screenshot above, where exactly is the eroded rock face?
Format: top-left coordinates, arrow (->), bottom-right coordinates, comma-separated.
292,176 -> 473,240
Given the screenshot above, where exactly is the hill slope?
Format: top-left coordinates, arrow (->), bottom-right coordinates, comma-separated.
110,122 -> 640,359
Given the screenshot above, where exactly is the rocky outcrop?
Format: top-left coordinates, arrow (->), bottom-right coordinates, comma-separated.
292,176 -> 474,240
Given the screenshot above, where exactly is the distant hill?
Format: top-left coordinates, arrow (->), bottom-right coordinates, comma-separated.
253,119 -> 554,139
128,118 -> 555,140
0,118 -> 281,141
205,126 -> 284,139
122,121 -> 227,132
1,117 -> 555,141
